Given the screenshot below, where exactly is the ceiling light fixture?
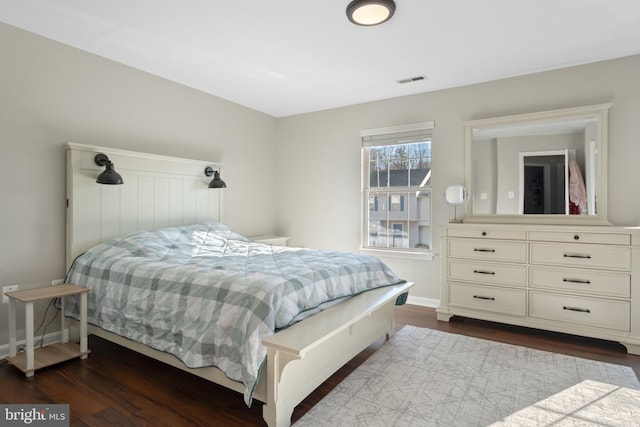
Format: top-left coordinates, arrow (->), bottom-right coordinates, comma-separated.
347,0 -> 396,26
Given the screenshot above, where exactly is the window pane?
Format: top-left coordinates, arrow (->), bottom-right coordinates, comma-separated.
368,192 -> 387,220
410,168 -> 430,187
390,222 -> 408,248
370,165 -> 389,188
410,142 -> 431,165
390,145 -> 409,169
368,220 -> 388,248
369,147 -> 389,169
409,141 -> 431,186
390,194 -> 400,210
369,161 -> 380,187
388,144 -> 409,187
369,147 -> 385,162
388,169 -> 408,187
409,192 -> 431,250
388,192 -> 407,220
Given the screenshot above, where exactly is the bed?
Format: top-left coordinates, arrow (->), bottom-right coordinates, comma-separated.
65,143 -> 413,427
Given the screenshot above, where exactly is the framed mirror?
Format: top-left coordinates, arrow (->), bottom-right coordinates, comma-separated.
464,103 -> 611,225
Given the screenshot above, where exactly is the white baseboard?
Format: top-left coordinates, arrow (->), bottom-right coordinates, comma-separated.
406,295 -> 440,308
0,331 -> 63,359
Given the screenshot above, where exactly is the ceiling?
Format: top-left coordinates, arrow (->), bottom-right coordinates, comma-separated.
1,0 -> 639,118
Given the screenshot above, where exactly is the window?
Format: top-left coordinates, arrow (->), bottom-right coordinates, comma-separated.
361,122 -> 433,254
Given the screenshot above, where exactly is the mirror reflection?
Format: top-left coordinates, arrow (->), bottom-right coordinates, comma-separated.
520,151 -> 569,214
465,104 -> 610,224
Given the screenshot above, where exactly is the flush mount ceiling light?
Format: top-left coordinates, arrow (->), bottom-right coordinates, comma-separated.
347,0 -> 396,26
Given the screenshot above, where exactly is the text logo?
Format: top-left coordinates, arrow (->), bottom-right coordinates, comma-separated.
1,405 -> 69,426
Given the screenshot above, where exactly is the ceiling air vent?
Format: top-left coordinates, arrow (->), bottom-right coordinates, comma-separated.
397,75 -> 426,84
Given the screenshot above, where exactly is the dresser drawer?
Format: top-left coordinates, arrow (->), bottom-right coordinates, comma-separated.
448,239 -> 527,263
529,291 -> 630,331
530,266 -> 630,298
529,243 -> 631,271
447,228 -> 526,240
448,261 -> 526,287
449,282 -> 526,316
529,231 -> 630,245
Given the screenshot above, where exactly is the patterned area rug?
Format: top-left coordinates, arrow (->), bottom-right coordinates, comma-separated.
490,379 -> 640,426
294,326 -> 640,427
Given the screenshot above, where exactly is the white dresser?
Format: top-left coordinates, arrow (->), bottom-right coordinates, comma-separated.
437,223 -> 640,354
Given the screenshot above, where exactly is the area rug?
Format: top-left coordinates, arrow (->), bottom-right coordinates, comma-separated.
489,379 -> 640,426
294,325 -> 640,427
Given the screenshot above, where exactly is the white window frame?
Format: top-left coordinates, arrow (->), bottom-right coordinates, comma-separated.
360,121 -> 435,260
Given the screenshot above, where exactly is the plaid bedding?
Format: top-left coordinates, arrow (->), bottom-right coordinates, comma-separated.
63,223 -> 404,405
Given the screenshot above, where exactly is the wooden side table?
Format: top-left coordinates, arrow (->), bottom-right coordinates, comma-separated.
6,284 -> 89,377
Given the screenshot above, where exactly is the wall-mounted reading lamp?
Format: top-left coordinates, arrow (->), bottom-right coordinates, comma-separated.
95,153 -> 124,185
204,167 -> 227,188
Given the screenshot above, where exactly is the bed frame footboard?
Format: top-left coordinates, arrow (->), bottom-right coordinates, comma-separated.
261,281 -> 413,427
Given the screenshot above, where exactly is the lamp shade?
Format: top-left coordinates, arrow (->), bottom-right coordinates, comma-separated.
96,164 -> 124,185
347,0 -> 396,26
94,153 -> 124,185
208,171 -> 227,188
204,167 -> 227,188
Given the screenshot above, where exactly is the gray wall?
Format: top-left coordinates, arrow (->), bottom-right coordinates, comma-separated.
275,54 -> 640,302
0,23 -> 278,344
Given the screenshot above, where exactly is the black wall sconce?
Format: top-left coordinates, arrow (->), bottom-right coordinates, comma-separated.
204,167 -> 227,188
95,153 -> 124,185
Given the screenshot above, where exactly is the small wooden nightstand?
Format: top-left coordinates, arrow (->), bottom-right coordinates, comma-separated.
6,284 -> 89,377
249,235 -> 290,246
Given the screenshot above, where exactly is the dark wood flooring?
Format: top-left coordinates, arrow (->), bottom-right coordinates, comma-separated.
1,305 -> 639,426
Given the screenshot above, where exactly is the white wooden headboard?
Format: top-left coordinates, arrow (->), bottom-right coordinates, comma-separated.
66,142 -> 224,268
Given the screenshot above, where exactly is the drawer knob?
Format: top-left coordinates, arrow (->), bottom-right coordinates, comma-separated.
473,248 -> 496,253
481,231 -> 487,236
473,295 -> 496,301
574,235 -> 580,240
563,306 -> 591,313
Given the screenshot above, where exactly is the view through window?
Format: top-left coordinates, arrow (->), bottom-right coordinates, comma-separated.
362,123 -> 433,252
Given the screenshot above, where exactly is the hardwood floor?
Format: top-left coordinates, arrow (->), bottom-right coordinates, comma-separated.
1,305 -> 639,426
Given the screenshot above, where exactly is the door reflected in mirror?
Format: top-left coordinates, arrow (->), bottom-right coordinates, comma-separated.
519,151 -> 568,214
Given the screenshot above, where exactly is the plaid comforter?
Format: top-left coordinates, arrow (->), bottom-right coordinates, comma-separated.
63,223 -> 404,405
